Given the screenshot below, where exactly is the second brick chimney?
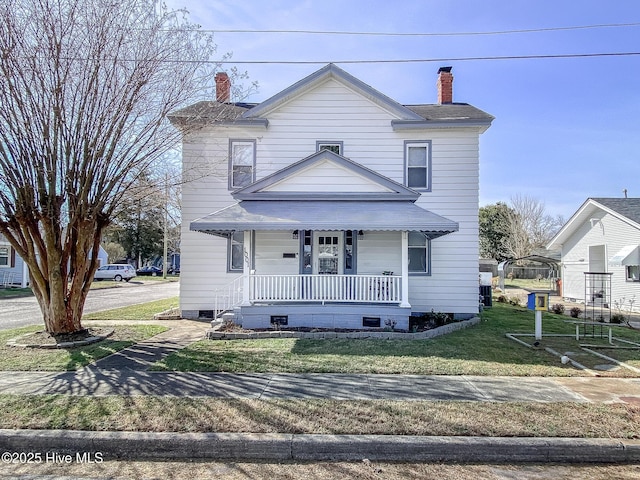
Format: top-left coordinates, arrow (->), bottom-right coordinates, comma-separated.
215,72 -> 230,103
437,66 -> 453,104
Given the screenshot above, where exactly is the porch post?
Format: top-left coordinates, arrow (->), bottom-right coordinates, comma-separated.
400,231 -> 410,308
242,230 -> 252,306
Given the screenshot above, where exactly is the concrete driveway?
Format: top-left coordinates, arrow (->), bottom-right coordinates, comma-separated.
0,280 -> 179,330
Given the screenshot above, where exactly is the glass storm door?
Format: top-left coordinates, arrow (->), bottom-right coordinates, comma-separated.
315,233 -> 341,274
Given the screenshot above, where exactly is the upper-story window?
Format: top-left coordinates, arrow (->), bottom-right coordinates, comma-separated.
229,139 -> 256,189
404,141 -> 431,190
316,141 -> 343,155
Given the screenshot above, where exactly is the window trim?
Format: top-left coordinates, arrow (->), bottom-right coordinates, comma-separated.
228,139 -> 256,190
408,231 -> 431,276
404,140 -> 432,191
626,265 -> 640,282
0,245 -> 9,268
227,231 -> 245,273
316,141 -> 343,155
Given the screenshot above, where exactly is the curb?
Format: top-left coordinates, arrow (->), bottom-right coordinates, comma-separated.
1,430 -> 639,463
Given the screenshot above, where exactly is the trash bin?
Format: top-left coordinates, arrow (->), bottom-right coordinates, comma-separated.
479,285 -> 492,307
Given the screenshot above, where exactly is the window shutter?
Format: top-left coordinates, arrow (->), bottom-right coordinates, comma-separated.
10,248 -> 15,268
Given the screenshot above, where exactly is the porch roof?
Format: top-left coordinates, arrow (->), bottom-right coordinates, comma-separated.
191,200 -> 459,238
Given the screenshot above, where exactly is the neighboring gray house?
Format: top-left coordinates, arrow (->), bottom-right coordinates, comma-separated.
170,64 -> 493,329
547,197 -> 640,311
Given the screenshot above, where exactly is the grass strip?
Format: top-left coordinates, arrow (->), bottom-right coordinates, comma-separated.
82,297 -> 179,321
0,395 -> 638,438
154,303 -> 640,377
0,325 -> 167,371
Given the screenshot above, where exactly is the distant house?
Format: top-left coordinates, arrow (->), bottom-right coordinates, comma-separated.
0,234 -> 108,288
547,197 -> 640,311
0,234 -> 27,287
169,64 -> 493,329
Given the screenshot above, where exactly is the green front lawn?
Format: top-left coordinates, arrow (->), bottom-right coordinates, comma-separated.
82,297 -> 179,321
154,303 -> 640,376
0,324 -> 167,371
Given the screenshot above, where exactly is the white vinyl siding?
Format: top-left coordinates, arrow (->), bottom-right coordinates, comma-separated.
179,77 -> 483,316
560,210 -> 640,311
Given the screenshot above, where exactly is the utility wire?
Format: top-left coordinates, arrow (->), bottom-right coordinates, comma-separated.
213,52 -> 640,65
201,22 -> 640,37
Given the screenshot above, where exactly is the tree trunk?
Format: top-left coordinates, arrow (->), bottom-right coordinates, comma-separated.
4,213 -> 105,336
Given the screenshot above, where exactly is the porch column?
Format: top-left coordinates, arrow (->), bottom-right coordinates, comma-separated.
241,230 -> 252,306
400,231 -> 410,308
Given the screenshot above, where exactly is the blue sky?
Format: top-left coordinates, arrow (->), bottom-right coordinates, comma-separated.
165,0 -> 640,219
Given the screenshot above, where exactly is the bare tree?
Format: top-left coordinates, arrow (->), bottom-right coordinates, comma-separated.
504,194 -> 564,260
0,0 -> 233,334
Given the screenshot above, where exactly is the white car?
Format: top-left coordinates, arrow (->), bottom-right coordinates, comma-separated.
93,264 -> 137,282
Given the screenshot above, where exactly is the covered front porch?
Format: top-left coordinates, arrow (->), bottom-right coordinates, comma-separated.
193,200 -> 459,329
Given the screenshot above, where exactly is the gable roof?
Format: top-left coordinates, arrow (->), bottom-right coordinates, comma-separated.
591,198 -> 640,225
242,63 -> 424,121
168,64 -> 493,130
232,149 -> 420,201
547,197 -> 640,249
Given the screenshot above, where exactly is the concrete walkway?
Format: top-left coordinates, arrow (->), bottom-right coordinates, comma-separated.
2,321 -> 640,463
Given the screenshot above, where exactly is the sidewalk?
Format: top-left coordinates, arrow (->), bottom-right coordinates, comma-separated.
2,322 -> 640,463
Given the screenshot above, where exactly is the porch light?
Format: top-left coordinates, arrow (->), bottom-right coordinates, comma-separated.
358,230 -> 364,239
292,230 -> 299,239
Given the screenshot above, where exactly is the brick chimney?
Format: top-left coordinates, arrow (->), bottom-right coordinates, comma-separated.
437,66 -> 453,104
215,72 -> 230,103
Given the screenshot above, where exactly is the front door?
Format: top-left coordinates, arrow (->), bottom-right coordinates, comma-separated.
314,232 -> 342,275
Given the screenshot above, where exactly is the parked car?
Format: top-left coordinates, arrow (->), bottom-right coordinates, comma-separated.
136,265 -> 163,276
94,264 -> 137,282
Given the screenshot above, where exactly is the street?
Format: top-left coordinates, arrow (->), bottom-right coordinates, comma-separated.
0,281 -> 179,330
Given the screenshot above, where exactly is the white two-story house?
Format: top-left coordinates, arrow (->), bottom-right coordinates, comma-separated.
169,64 -> 493,330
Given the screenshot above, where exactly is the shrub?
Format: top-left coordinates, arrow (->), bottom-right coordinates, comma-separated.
508,296 -> 521,307
569,307 -> 582,318
611,314 -> 625,324
551,303 -> 565,315
496,295 -> 507,303
408,310 -> 454,331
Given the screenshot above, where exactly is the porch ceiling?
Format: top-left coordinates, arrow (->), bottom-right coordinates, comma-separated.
191,200 -> 459,238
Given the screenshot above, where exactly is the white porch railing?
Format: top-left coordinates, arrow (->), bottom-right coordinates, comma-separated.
214,274 -> 244,318
250,274 -> 402,304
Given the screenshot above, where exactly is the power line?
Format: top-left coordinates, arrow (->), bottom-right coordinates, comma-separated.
203,22 -> 640,37
213,52 -> 640,65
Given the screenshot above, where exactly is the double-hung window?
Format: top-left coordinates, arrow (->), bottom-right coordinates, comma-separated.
229,140 -> 255,189
404,141 -> 431,190
0,246 -> 9,267
408,232 -> 430,275
228,231 -> 244,272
